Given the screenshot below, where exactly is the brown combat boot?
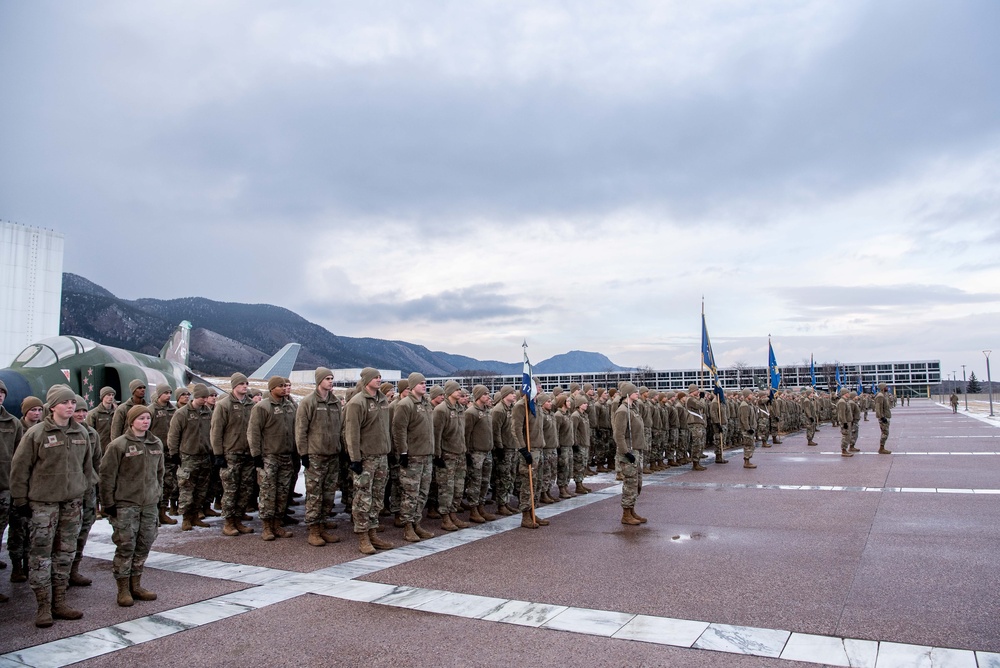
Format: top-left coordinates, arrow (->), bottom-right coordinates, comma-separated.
222,518 -> 241,536
539,491 -> 555,504
575,482 -> 589,495
477,505 -> 497,521
68,556 -> 92,587
358,531 -> 376,555
426,508 -> 442,519
191,513 -> 210,528
596,463 -> 608,472
403,523 -> 421,542
841,450 -> 854,457
158,507 -> 177,525
743,458 -> 757,469
621,508 -> 641,526
307,524 -> 326,546
169,500 -> 179,516
273,519 -> 292,538
129,574 -> 157,601
715,456 -> 729,464
692,461 -> 707,471
234,520 -> 254,534
642,465 -> 653,474
414,523 -> 434,539
496,503 -> 514,516
319,523 -> 339,543
368,528 -> 393,550
181,514 -> 194,531
450,513 -> 470,529
468,506 -> 486,523
535,514 -> 550,526
629,507 -> 648,524
879,447 -> 892,454
440,514 -> 458,531
51,585 -> 83,620
849,446 -> 860,452
202,505 -> 221,518
520,510 -> 538,529
261,518 -> 276,541
115,579 -> 134,607
394,513 -> 406,528
11,557 -> 27,583
34,588 -> 54,627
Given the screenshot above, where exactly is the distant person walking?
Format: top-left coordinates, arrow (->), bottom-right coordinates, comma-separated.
874,383 -> 893,454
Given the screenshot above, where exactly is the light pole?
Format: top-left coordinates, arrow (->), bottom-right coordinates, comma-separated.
985,351 -> 995,417
962,364 -> 968,411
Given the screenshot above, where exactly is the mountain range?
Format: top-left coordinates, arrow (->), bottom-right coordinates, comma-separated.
59,273 -> 630,377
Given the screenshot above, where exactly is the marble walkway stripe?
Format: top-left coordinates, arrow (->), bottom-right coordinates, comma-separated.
657,480 -> 1000,495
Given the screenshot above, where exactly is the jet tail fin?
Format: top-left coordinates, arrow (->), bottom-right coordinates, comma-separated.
160,321 -> 192,365
250,343 -> 301,380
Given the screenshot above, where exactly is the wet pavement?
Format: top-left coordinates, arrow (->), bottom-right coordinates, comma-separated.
2,398 -> 999,667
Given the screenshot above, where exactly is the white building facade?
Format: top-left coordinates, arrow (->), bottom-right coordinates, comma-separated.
1,222 -> 64,366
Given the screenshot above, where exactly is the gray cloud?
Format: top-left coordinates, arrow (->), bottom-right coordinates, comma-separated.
775,284 -> 1000,315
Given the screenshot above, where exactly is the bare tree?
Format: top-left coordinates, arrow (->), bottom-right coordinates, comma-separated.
732,360 -> 750,389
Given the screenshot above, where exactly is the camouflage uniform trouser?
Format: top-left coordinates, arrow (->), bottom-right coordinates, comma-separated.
556,448 -> 572,487
398,455 -> 433,525
851,421 -> 860,448
258,454 -> 294,521
540,449 -> 556,495
75,485 -> 97,563
757,417 -> 770,446
466,451 -> 494,507
669,428 -> 679,461
679,428 -> 690,460
339,454 -> 354,512
161,458 -> 179,508
840,424 -> 852,451
111,504 -> 158,579
572,445 -> 590,483
436,452 -> 467,515
806,419 -> 817,443
28,498 -> 82,590
743,431 -> 755,460
5,496 -> 28,562
516,452 -> 543,512
0,491 -> 9,562
710,426 -> 724,458
388,459 -> 402,514
620,455 -> 639,509
177,453 -> 212,517
352,454 -> 388,533
879,420 -> 890,448
689,424 -> 706,460
220,454 -> 256,520
304,454 -> 339,526
496,449 -> 518,507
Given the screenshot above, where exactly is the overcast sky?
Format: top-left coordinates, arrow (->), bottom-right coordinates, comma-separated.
3,1 -> 999,381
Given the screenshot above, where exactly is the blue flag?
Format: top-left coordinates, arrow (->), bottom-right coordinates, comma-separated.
768,339 -> 781,390
835,366 -> 842,393
810,354 -> 817,387
857,377 -> 863,395
702,313 -> 725,403
521,345 -> 537,416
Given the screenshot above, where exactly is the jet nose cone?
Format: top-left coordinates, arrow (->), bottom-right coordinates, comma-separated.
0,370 -> 33,419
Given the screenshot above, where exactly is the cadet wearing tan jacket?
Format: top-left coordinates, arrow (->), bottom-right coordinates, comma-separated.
295,368 -> 343,546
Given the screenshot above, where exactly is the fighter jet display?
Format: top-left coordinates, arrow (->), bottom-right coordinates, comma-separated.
0,321 -> 300,417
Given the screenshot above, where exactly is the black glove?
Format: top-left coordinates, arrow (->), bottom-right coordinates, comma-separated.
843,423 -> 850,429
466,452 -> 473,466
699,391 -> 705,398
433,456 -> 446,469
399,453 -> 409,469
350,460 -> 364,475
387,452 -> 398,466
169,454 -> 181,466
301,454 -> 311,469
747,429 -> 754,435
572,445 -> 580,454
880,418 -> 888,424
518,447 -> 532,464
15,503 -> 31,519
254,455 -> 265,469
624,452 -> 636,464
104,505 -> 118,518
212,454 -> 228,469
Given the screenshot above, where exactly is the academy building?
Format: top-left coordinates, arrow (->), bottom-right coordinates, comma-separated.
427,359 -> 942,397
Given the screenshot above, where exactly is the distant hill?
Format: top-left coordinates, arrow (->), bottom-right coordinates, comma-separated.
59,273 -> 629,377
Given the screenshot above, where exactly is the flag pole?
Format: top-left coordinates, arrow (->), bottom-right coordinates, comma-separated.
700,298 -> 705,389
525,393 -> 537,524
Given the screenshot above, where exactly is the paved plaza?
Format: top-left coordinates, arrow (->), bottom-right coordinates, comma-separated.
2,398 -> 999,667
